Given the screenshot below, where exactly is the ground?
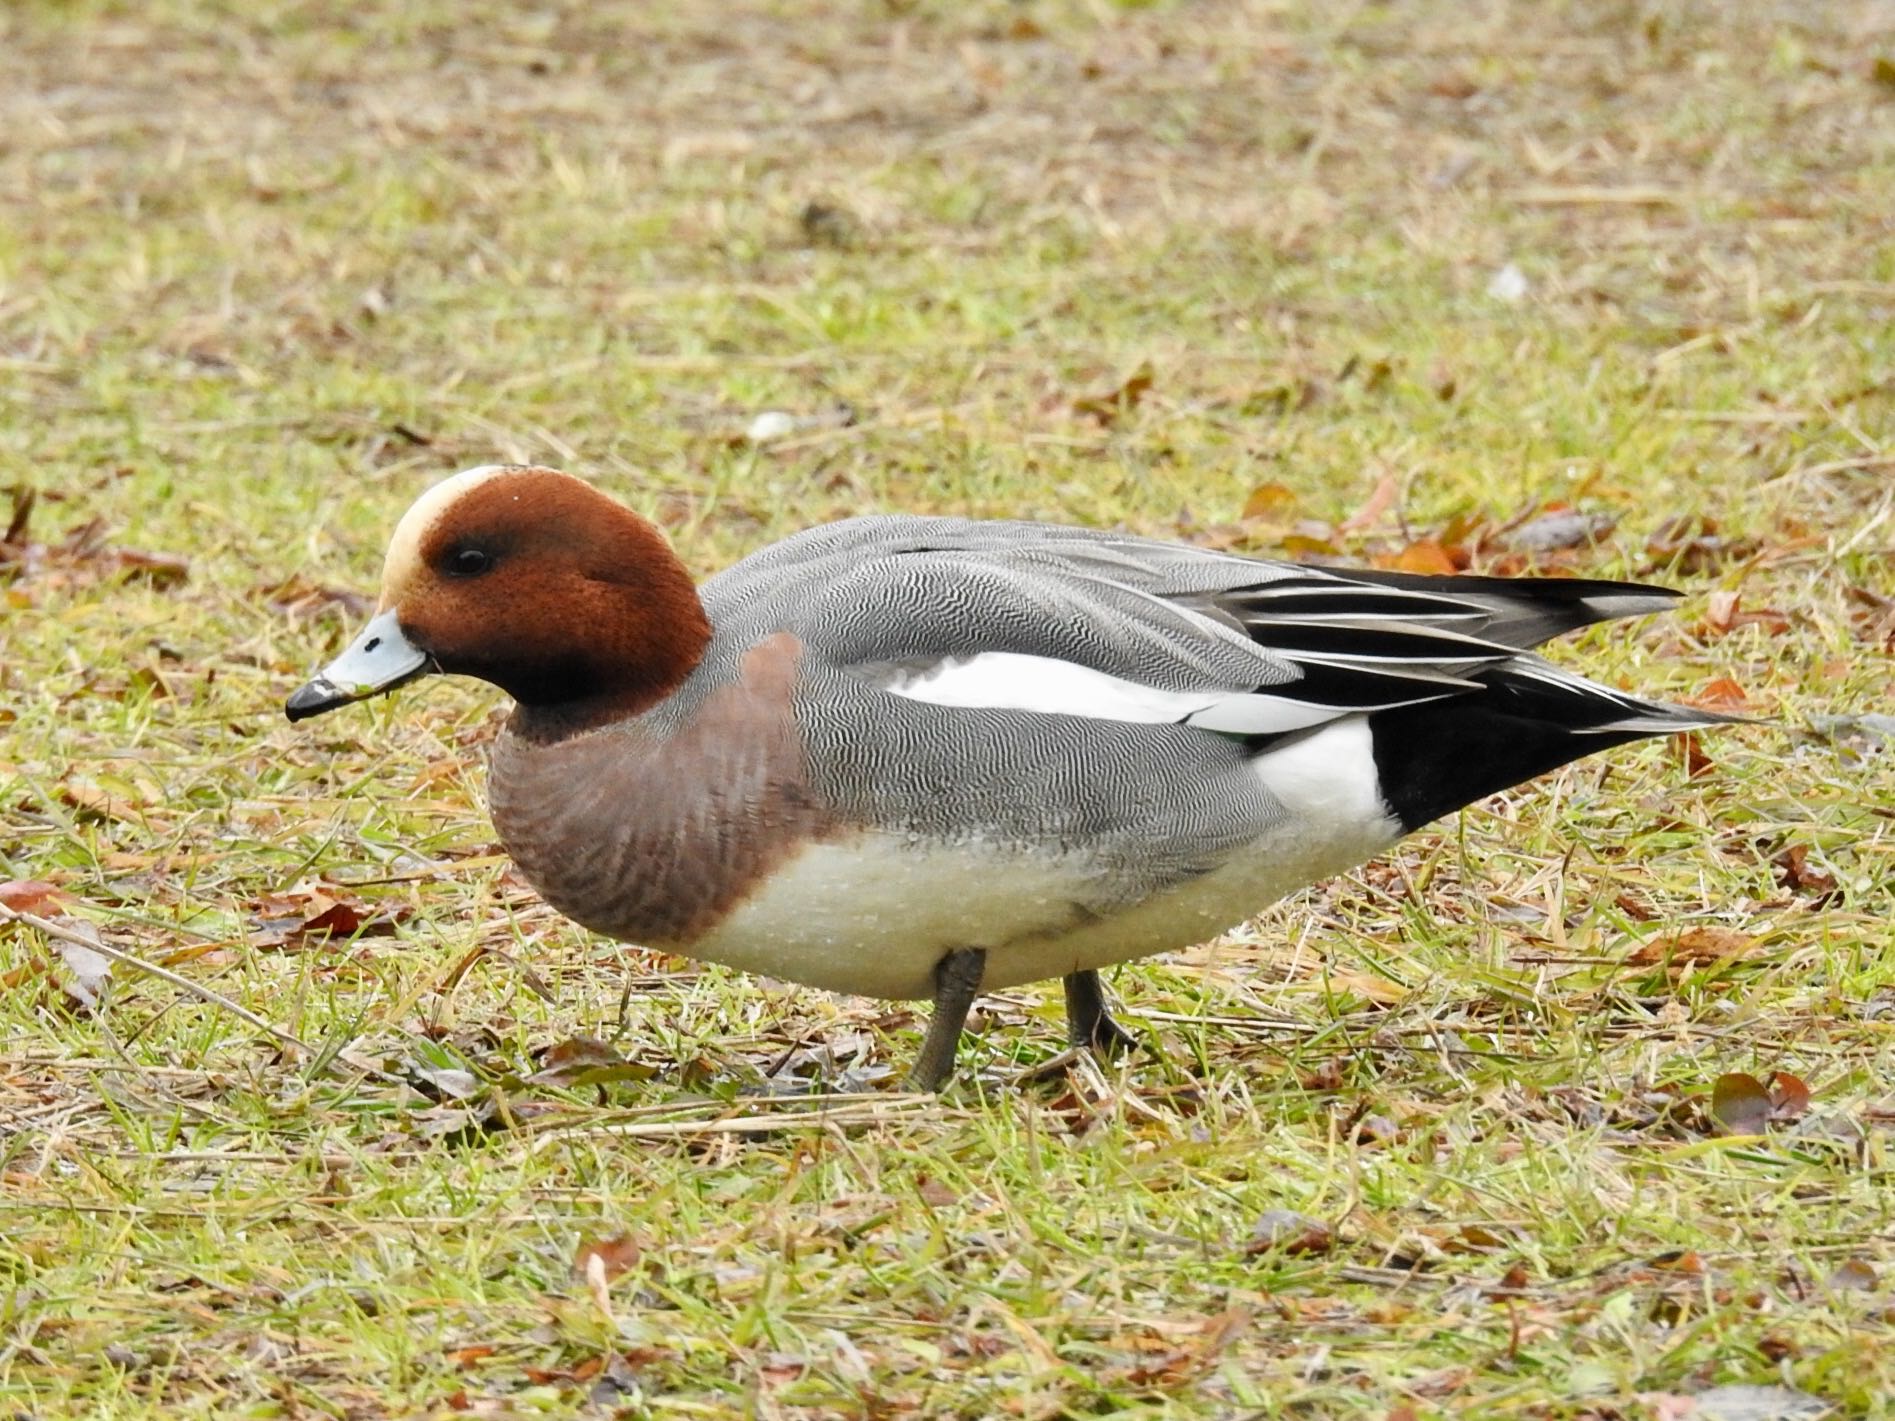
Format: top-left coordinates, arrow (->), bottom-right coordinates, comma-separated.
2,0 -> 1893,1416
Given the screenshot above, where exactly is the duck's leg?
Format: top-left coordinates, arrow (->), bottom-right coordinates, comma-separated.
906,947 -> 986,1092
1063,970 -> 1139,1057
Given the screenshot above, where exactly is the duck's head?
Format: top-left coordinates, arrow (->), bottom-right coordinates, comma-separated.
285,465 -> 711,730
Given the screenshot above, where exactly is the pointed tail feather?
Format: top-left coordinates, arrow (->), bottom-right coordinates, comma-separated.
1367,657 -> 1740,831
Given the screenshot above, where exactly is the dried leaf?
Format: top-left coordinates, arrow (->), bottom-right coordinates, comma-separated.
2,485 -> 34,544
1650,1248 -> 1707,1275
1701,593 -> 1793,639
49,919 -> 113,1012
1355,1113 -> 1400,1147
1711,1072 -> 1773,1135
1693,676 -> 1751,709
1774,844 -> 1838,898
1503,508 -> 1615,553
573,1234 -> 643,1284
1245,1209 -> 1334,1257
1676,732 -> 1715,778
1299,1057 -> 1346,1092
1625,926 -> 1756,967
1768,1071 -> 1813,1121
1389,538 -> 1459,575
1072,362 -> 1154,425
1645,515 -> 1757,575
1339,470 -> 1401,533
528,1035 -> 655,1089
250,891 -> 409,949
1278,531 -> 1339,558
263,576 -> 374,621
0,880 -> 65,913
1241,481 -> 1297,521
413,1065 -> 481,1100
1825,1257 -> 1877,1293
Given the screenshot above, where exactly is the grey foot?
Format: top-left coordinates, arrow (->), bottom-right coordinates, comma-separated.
1063,969 -> 1140,1058
905,947 -> 986,1092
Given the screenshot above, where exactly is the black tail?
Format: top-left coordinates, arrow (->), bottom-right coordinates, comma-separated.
1366,657 -> 1740,831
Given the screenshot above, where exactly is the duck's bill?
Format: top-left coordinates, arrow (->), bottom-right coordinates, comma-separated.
285,609 -> 432,722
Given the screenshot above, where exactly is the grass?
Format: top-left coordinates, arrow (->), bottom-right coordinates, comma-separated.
1,0 -> 1892,1415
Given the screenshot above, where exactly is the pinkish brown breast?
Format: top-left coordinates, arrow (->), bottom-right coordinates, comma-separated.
486,633 -> 834,945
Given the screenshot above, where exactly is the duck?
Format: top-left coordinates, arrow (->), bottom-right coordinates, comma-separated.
286,463 -> 1732,1090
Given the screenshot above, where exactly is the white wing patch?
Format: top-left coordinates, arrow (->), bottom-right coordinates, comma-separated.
881,652 -> 1451,735
885,652 -> 1220,722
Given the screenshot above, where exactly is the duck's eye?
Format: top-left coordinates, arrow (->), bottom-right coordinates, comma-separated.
446,547 -> 494,578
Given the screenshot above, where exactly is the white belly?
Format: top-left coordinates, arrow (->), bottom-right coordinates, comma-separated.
680,718 -> 1402,999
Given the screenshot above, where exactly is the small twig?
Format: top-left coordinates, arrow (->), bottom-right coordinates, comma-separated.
1763,453 -> 1895,486
1,906 -> 310,1056
528,1097 -> 939,1153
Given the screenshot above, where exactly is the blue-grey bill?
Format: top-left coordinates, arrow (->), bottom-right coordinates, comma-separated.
285,608 -> 431,721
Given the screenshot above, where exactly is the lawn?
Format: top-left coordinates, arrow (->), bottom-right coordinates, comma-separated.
2,0 -> 1893,1416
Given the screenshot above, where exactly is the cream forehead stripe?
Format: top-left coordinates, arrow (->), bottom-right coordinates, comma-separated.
378,464 -> 520,606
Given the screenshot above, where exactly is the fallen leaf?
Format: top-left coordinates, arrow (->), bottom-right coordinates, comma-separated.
46,917 -> 112,1012
1388,538 -> 1460,575
1825,1257 -> 1877,1293
1711,1072 -> 1772,1135
409,1061 -> 481,1106
1645,515 -> 1758,575
1626,926 -> 1756,967
1278,531 -> 1339,558
1757,1333 -> 1800,1362
1355,1113 -> 1400,1147
250,891 -> 409,949
263,576 -> 374,621
1241,481 -> 1297,521
1665,731 -> 1716,778
1701,592 -> 1793,639
1246,1209 -> 1334,1256
573,1234 -> 643,1284
0,880 -> 65,913
1650,1249 -> 1708,1275
1496,1261 -> 1531,1289
1503,508 -> 1616,553
1073,362 -> 1155,425
1774,845 -> 1838,898
1339,470 -> 1401,533
1768,1072 -> 1813,1122
1693,676 -> 1751,709
1299,1057 -> 1347,1092
2,485 -> 34,544
528,1035 -> 654,1089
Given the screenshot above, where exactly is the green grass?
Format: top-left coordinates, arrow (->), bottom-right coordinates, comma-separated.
2,0 -> 1893,1415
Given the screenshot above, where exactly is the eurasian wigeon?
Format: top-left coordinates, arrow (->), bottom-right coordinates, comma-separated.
287,464 -> 1731,1089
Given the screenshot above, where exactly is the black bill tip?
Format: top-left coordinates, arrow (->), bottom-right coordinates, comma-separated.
285,677 -> 351,722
